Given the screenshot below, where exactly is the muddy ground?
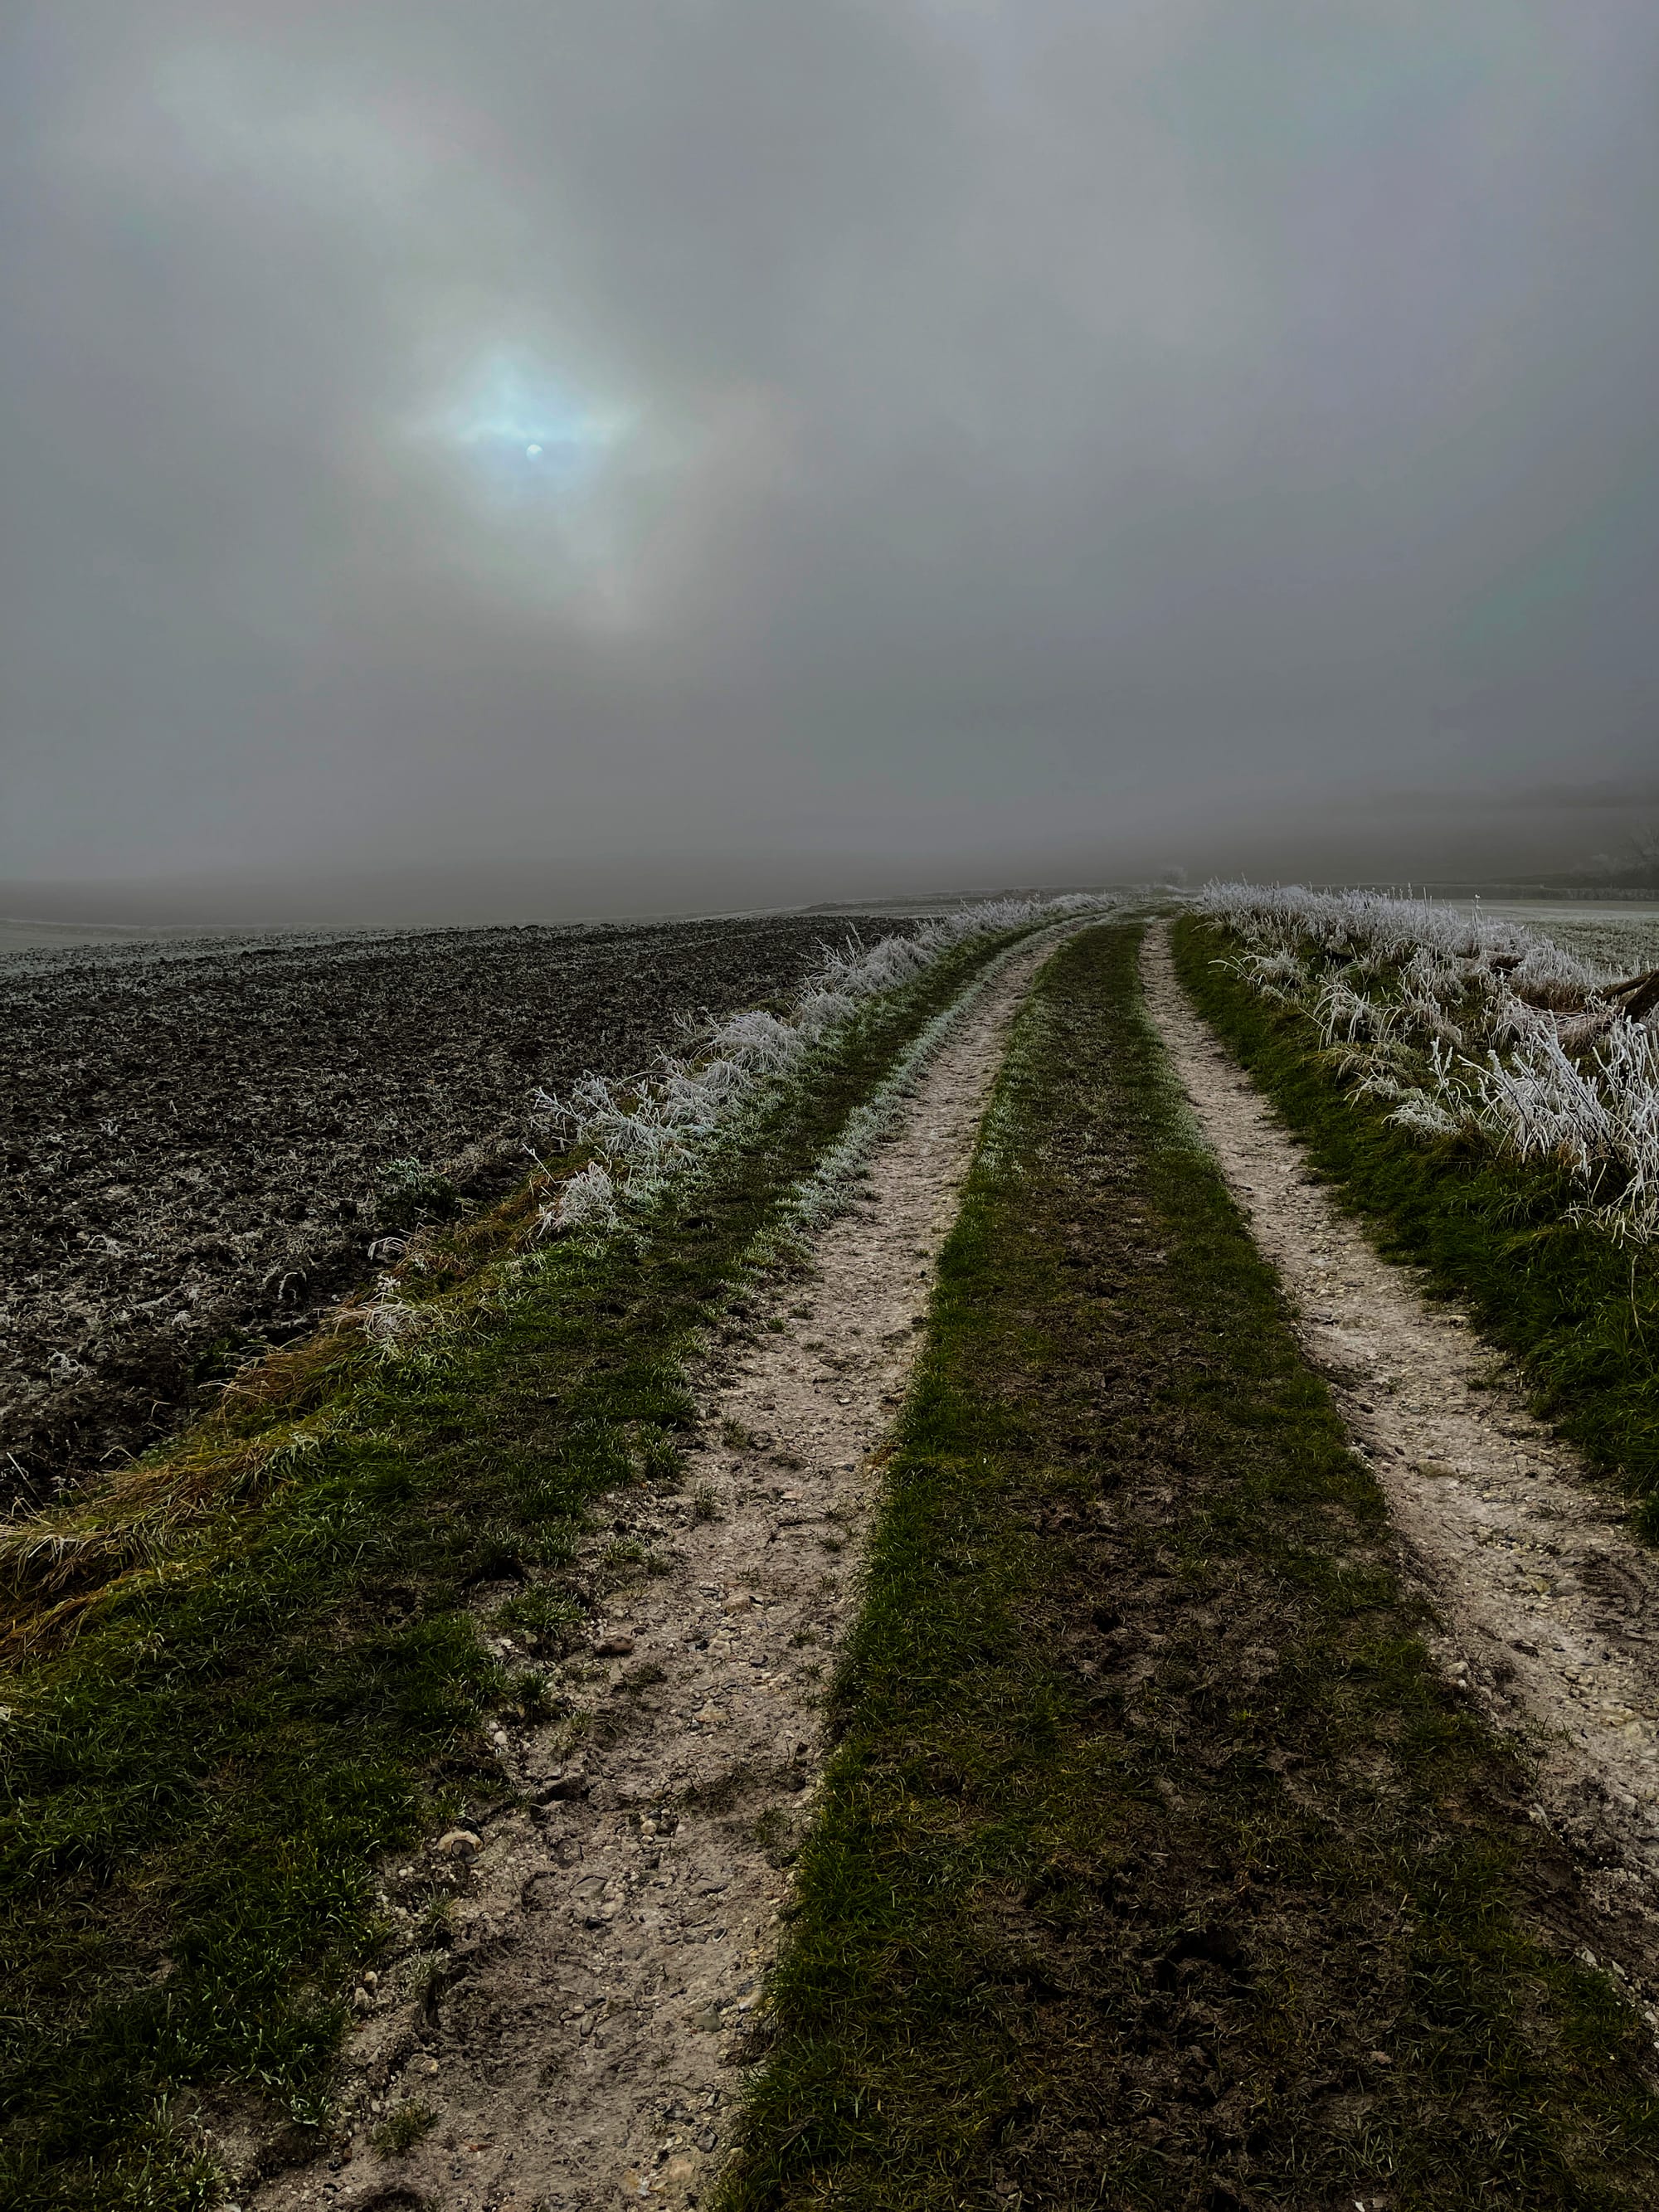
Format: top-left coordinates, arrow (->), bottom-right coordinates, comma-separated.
0,915 -> 900,1507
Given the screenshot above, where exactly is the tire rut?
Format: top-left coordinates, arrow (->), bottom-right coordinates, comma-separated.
250,931 -> 1066,2212
1145,920 -> 1659,2012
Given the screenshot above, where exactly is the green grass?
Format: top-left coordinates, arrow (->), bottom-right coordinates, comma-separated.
1172,914 -> 1659,1529
367,2101 -> 436,2156
719,922 -> 1659,2211
0,928 -> 1028,2212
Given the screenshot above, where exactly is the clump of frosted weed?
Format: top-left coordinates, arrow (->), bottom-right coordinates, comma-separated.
1195,881 -> 1659,1245
526,892 -> 1113,1245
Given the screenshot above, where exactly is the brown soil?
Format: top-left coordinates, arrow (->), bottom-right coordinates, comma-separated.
1145,921 -> 1659,2005
244,931 -> 1062,2212
0,916 -> 904,1509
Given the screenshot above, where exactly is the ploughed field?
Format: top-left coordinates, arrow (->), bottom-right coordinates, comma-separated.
0,914 -> 892,1506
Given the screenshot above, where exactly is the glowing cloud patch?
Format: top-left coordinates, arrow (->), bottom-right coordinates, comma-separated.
403,345 -> 666,621
435,351 -> 631,500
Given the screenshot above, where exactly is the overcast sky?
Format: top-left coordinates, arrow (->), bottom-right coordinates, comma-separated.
4,1 -> 1657,914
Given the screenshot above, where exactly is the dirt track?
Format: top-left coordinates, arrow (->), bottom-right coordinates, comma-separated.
0,916 -> 901,1508
1146,922 -> 1659,2012
248,930 -> 1063,2212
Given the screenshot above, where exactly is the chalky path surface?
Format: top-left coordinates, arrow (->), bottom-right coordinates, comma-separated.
1146,922 -> 1659,2001
254,931 -> 1065,2212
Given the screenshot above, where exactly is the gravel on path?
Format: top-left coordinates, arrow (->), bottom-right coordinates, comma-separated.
250,929 -> 1068,2212
1146,920 -> 1659,1999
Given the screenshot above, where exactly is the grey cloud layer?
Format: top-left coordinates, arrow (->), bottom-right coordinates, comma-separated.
5,1 -> 1657,900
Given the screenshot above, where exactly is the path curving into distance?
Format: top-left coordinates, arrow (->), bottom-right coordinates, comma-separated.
254,926 -> 1074,2212
1144,920 -> 1659,2006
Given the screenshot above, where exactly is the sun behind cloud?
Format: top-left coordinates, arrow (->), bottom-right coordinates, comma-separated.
433,349 -> 634,498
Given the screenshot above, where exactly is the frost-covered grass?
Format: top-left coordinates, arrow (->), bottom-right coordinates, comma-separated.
523,896 -> 1105,1237
1196,883 -> 1659,1245
338,899 -> 1104,1347
1174,909 -> 1659,1527
1539,915 -> 1659,975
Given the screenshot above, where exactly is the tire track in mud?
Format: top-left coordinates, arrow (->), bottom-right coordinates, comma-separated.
250,931 -> 1068,2212
1145,921 -> 1659,2001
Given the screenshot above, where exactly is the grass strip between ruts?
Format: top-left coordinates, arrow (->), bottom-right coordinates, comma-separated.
719,921 -> 1659,2212
0,926 -> 1030,2212
1171,915 -> 1659,1530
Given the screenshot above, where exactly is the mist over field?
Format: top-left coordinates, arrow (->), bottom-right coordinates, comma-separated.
4,1 -> 1659,918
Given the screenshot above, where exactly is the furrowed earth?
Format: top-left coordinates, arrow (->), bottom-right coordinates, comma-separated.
0,915 -> 906,1509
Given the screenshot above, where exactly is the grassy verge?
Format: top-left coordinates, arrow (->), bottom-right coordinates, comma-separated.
1172,914 -> 1659,1528
720,922 -> 1659,2211
0,928 -> 1030,2212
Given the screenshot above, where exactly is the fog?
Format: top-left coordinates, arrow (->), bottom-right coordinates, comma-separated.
4,2 -> 1657,921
